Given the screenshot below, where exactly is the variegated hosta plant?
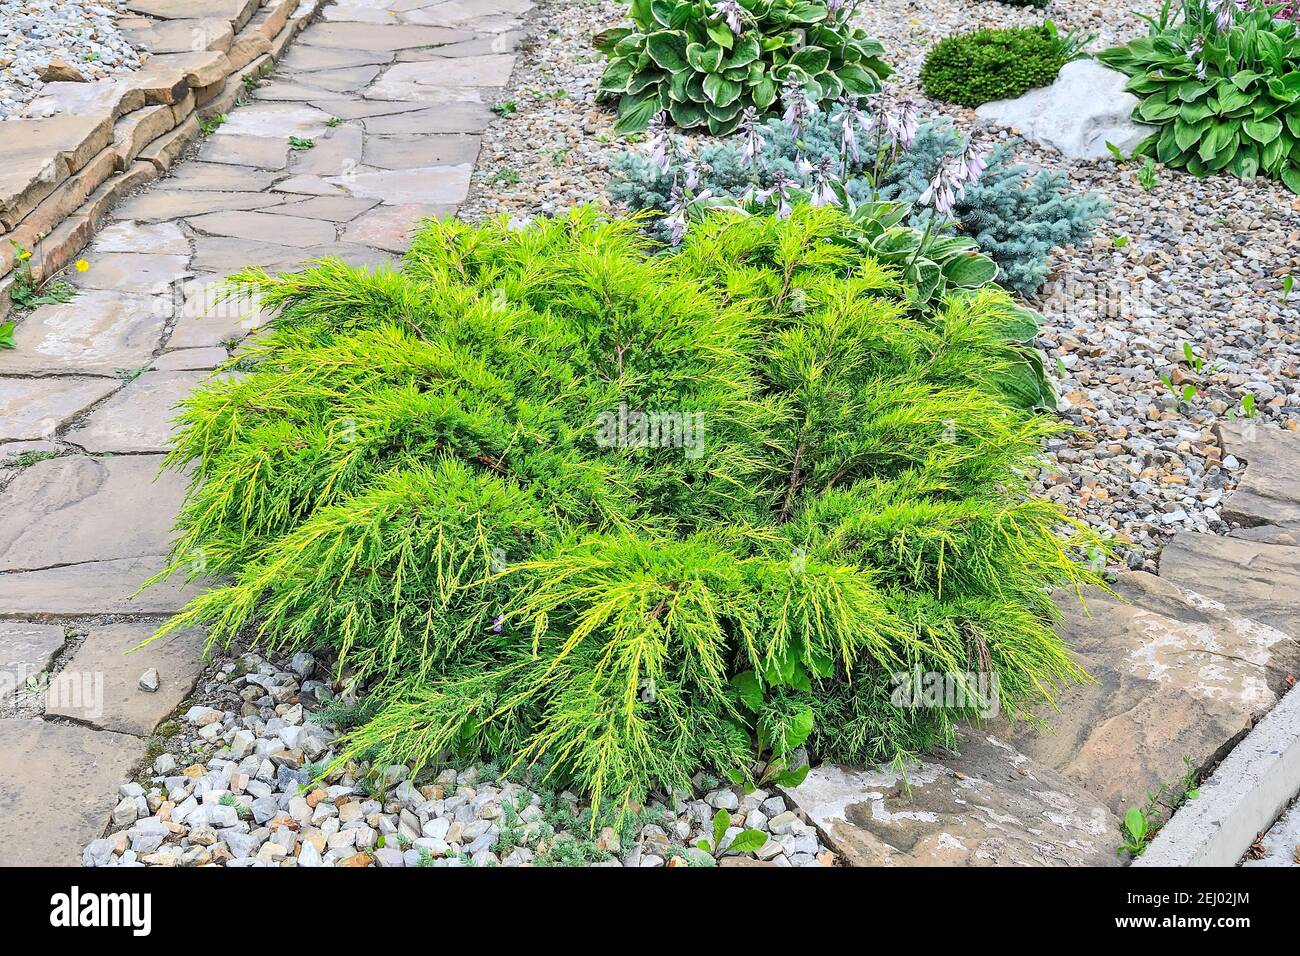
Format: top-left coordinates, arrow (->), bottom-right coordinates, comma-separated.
1098,0 -> 1300,193
595,0 -> 891,134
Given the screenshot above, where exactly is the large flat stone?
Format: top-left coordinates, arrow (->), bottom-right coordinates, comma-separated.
1000,571 -> 1299,814
0,455 -> 187,572
329,164 -> 472,204
286,128 -> 366,177
0,554 -> 205,618
125,0 -> 260,28
189,235 -> 318,273
0,622 -> 66,699
91,219 -> 190,255
1217,420 -> 1300,529
363,132 -> 480,169
161,162 -> 280,191
65,371 -> 211,453
300,22 -> 471,50
368,55 -> 515,100
278,44 -> 395,71
167,275 -> 268,348
269,194 -> 380,222
199,133 -> 291,169
0,376 -> 118,442
188,209 -> 338,247
0,719 -> 143,866
123,16 -> 235,54
213,102 -> 335,138
343,202 -> 451,252
361,103 -> 494,134
0,291 -> 166,375
781,729 -> 1121,866
1159,532 -> 1300,639
113,188 -> 286,219
402,0 -> 534,25
70,252 -> 191,295
46,622 -> 208,737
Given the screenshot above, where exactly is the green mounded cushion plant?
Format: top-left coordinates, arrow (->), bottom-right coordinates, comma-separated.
921,23 -> 1079,108
595,0 -> 890,134
147,205 -> 1105,817
1098,0 -> 1300,193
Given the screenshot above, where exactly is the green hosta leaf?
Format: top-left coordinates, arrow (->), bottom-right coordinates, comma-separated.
1268,71 -> 1300,103
1137,97 -> 1180,122
613,90 -> 662,134
941,251 -> 998,288
703,72 -> 741,106
1263,134 -> 1289,174
1287,110 -> 1300,138
1244,117 -> 1283,145
837,63 -> 881,95
751,75 -> 777,108
784,706 -> 815,752
705,21 -> 734,50
1175,80 -> 1212,102
593,27 -> 631,53
599,57 -> 635,93
1173,118 -> 1204,152
1180,99 -> 1215,124
725,34 -> 760,69
772,764 -> 810,788
1282,164 -> 1300,194
646,30 -> 688,72
1230,70 -> 1265,91
668,98 -> 706,127
783,2 -> 830,23
789,45 -> 831,76
727,830 -> 769,854
1213,85 -> 1253,115
628,69 -> 663,95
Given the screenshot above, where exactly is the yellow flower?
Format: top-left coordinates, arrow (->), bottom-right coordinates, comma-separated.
75,259 -> 89,272
18,249 -> 31,261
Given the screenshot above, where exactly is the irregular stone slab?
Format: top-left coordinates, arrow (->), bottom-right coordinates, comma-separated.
113,188 -> 285,219
214,102 -> 334,138
344,202 -> 452,252
363,133 -> 480,169
124,16 -> 234,54
71,252 -> 191,295
271,174 -> 349,196
153,347 -> 230,370
313,97 -> 431,120
300,22 -> 471,50
0,376 -> 118,442
251,79 -> 354,102
269,194 -> 380,222
46,622 -> 208,737
329,164 -> 472,204
279,44 -> 395,71
287,65 -> 384,93
361,103 -> 494,134
403,0 -> 534,25
167,275 -> 267,348
23,79 -> 144,121
0,555 -> 206,618
112,103 -> 180,170
125,0 -> 260,28
1160,533 -> 1300,639
369,55 -> 515,101
417,31 -> 526,58
1217,420 -> 1300,529
190,236 -> 318,273
0,291 -> 165,375
162,162 -> 280,191
200,133 -> 291,169
65,371 -> 212,453
285,125 -> 364,175
781,729 -> 1121,866
0,719 -> 143,866
975,59 -> 1154,161
0,455 -> 188,572
92,219 -> 189,255
1001,572 -> 1299,815
188,210 -> 338,247
0,115 -> 113,229
147,50 -> 232,90
0,623 -> 66,699
322,1 -> 401,23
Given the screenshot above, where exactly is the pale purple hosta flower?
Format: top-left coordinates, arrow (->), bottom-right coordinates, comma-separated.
756,172 -> 798,219
738,106 -> 764,167
808,157 -> 841,207
664,182 -> 690,245
873,95 -> 919,152
1213,0 -> 1235,32
647,111 -> 671,175
826,0 -> 847,18
781,73 -> 814,138
831,96 -> 871,165
954,143 -> 988,186
710,0 -> 744,35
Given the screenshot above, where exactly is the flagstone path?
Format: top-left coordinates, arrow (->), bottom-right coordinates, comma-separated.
0,0 -> 529,866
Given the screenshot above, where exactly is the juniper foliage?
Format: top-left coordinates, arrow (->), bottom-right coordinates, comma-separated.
149,206 -> 1104,818
608,113 -> 1105,295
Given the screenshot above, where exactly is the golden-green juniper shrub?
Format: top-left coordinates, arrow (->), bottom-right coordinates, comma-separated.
150,205 -> 1104,817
